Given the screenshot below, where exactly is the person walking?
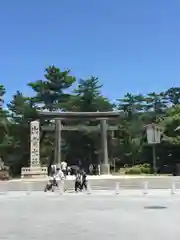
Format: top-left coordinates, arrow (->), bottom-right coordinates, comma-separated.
55,168 -> 65,192
80,170 -> 87,191
89,164 -> 93,175
44,174 -> 57,192
61,161 -> 67,178
51,164 -> 56,175
75,171 -> 82,192
97,164 -> 100,176
44,170 -> 57,192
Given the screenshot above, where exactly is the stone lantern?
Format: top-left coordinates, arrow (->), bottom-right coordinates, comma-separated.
146,124 -> 161,174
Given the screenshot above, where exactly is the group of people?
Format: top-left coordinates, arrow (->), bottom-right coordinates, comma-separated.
44,165 -> 88,193
74,169 -> 87,192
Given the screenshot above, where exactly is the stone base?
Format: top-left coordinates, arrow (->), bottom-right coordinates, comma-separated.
21,166 -> 47,179
100,163 -> 110,175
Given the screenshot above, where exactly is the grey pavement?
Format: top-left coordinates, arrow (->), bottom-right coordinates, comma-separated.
1,176 -> 180,192
0,192 -> 179,239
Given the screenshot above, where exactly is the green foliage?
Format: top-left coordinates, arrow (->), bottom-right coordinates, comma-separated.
28,66 -> 76,111
0,84 -> 5,109
125,164 -> 151,175
67,77 -> 113,112
1,66 -> 180,176
164,87 -> 180,105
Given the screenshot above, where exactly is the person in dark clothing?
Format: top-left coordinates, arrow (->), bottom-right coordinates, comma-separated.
80,170 -> 87,191
44,176 -> 57,192
75,171 -> 82,192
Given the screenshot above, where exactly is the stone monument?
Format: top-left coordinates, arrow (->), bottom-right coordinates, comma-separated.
21,120 -> 47,178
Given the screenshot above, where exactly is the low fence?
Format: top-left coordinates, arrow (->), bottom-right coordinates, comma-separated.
0,177 -> 180,192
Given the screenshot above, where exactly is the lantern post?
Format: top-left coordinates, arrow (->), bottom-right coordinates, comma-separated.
146,124 -> 161,174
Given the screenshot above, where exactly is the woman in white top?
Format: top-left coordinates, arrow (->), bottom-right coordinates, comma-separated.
61,161 -> 67,178
55,168 -> 65,191
55,168 -> 64,181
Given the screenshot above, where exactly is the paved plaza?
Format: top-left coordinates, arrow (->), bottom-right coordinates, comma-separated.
0,191 -> 180,239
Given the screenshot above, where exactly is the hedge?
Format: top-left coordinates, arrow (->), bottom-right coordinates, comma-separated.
125,163 -> 151,175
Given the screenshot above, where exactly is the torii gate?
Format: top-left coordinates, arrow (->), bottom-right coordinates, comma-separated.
21,111 -> 120,178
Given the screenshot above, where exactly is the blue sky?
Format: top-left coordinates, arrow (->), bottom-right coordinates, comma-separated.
0,0 -> 180,104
